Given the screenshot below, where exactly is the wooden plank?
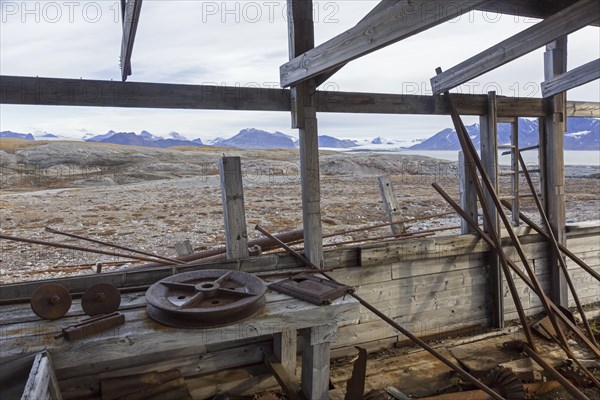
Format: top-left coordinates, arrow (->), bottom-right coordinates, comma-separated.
480,91 -> 503,328
120,0 -> 143,82
265,354 -> 303,400
328,264 -> 392,286
300,328 -> 330,400
287,0 -> 323,268
542,37 -> 569,307
378,176 -> 405,234
391,252 -> 486,280
2,75 -> 597,118
459,151 -> 478,234
280,0 -> 485,87
0,255 -> 279,302
174,240 -> 193,257
542,58 -> 600,98
22,353 -> 53,400
273,327 -> 297,379
220,157 -> 249,259
430,0 -> 600,94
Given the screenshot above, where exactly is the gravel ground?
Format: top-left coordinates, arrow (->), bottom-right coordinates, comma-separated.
1,140 -> 598,283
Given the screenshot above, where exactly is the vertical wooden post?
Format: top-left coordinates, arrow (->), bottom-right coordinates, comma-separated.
378,175 -> 405,234
273,327 -> 297,378
220,156 -> 249,260
543,37 -> 568,307
287,0 -> 324,267
480,91 -> 503,328
299,326 -> 334,400
459,151 -> 478,234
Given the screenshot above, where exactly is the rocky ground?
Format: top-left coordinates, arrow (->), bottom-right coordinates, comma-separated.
1,139 -> 598,283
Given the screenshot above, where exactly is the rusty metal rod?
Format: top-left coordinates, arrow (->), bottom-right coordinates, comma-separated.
45,226 -> 183,265
501,201 -> 600,282
539,324 -> 600,389
433,181 -> 537,350
518,154 -> 597,346
321,212 -> 455,239
504,341 -> 589,400
322,231 -> 436,248
438,81 -> 570,353
0,234 -> 177,265
432,183 -> 600,358
254,224 -> 505,400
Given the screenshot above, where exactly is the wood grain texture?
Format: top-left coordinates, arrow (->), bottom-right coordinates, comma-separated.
378,176 -> 405,234
280,0 -> 486,87
431,0 -> 600,94
220,157 -> 249,259
542,58 -> 600,98
120,0 -> 143,82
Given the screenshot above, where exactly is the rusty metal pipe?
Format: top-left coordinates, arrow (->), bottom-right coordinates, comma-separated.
502,201 -> 600,282
432,183 -> 600,358
321,212 -> 455,239
45,226 -> 183,265
133,229 -> 304,269
438,81 -> 570,353
504,341 -> 589,400
255,224 -> 506,400
0,234 -> 176,264
518,154 -> 597,346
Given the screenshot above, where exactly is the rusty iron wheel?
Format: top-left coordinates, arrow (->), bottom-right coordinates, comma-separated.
30,284 -> 72,320
146,269 -> 267,328
81,283 -> 121,316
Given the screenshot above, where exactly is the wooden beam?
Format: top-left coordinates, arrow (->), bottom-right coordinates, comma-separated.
459,151 -> 478,234
265,354 -> 303,400
300,327 -> 333,400
430,0 -> 600,94
280,0 -> 486,87
1,75 -> 598,117
313,0 -> 399,87
377,176 -> 405,234
288,0 -> 324,268
542,58 -> 600,98
220,157 -> 249,260
273,327 -> 298,379
480,91 -> 503,329
120,0 -> 143,82
542,37 -> 569,307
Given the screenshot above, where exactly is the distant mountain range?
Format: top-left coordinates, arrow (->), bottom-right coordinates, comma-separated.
2,118 -> 598,150
409,117 -> 599,151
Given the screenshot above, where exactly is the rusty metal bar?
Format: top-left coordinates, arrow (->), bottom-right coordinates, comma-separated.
45,227 -> 183,265
0,234 -> 177,264
504,341 -> 589,400
133,229 -> 304,269
437,80 -> 571,353
518,153 -> 597,346
433,182 -> 537,350
432,183 -> 600,358
321,212 -> 455,239
321,231 -> 436,248
502,201 -> 600,282
255,224 -> 506,400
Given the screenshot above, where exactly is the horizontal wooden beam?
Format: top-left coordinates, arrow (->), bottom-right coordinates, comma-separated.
431,0 -> 600,94
280,0 -> 485,87
1,75 -> 597,117
541,58 -> 600,98
120,0 -> 143,82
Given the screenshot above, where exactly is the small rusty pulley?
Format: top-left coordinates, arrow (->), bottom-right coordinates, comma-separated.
81,283 -> 121,316
30,284 -> 72,320
146,269 -> 267,328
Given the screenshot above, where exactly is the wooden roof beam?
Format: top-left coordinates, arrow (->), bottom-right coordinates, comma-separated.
280,0 -> 486,88
541,58 -> 600,98
431,0 -> 600,95
2,75 -> 598,117
120,0 -> 143,82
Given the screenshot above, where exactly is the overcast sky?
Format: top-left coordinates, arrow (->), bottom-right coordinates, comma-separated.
1,1 -> 599,141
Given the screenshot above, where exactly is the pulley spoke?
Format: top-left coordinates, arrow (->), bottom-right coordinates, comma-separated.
160,281 -> 196,291
178,291 -> 205,308
218,288 -> 256,298
214,271 -> 233,284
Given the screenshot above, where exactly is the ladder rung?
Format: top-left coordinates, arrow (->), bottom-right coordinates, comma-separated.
520,145 -> 540,152
519,193 -> 540,198
498,145 -> 515,149
520,169 -> 541,174
499,170 -> 517,176
500,196 -> 516,200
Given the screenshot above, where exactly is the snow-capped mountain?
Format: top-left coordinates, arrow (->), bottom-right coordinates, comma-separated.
409,118 -> 599,151
0,131 -> 35,140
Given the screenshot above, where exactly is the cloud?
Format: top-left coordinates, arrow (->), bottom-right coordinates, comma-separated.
1,1 -> 598,140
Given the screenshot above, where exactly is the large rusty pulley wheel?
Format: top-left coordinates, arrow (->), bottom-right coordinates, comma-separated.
146,269 -> 267,328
